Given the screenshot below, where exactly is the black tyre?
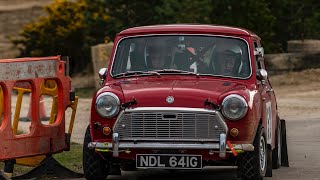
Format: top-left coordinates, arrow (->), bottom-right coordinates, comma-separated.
239,124 -> 267,180
272,120 -> 282,169
83,125 -> 109,180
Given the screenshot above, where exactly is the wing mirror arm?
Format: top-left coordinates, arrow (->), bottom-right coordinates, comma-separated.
254,47 -> 264,58
98,68 -> 108,86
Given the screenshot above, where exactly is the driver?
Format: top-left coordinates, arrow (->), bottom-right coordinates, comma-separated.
210,41 -> 243,76
216,49 -> 241,76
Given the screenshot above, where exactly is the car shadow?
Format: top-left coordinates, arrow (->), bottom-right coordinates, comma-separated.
108,166 -> 239,180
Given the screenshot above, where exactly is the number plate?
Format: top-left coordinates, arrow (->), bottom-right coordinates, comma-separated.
136,154 -> 202,169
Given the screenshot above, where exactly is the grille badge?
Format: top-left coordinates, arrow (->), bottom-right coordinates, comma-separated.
166,96 -> 174,104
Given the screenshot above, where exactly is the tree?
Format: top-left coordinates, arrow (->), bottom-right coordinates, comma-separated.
105,0 -> 212,36
154,0 -> 212,24
208,0 -> 276,52
270,0 -> 320,51
13,0 -> 109,74
105,0 -> 164,40
105,0 -> 276,52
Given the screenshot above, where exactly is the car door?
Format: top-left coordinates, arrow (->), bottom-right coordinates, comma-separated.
254,41 -> 277,147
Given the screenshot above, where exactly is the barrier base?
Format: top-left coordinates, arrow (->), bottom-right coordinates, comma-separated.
12,156 -> 83,179
0,171 -> 10,180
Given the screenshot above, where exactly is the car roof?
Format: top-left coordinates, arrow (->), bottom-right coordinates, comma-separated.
118,24 -> 260,38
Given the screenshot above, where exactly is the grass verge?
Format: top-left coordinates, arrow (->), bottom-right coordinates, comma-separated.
0,142 -> 83,176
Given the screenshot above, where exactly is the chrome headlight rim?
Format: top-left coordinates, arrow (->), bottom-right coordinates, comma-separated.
221,94 -> 248,121
95,92 -> 120,118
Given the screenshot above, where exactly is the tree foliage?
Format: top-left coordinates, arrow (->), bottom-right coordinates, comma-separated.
270,0 -> 320,51
13,0 -> 108,74
208,0 -> 276,51
13,0 -> 320,74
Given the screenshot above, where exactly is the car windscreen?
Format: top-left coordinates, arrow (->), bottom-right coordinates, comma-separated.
111,35 -> 251,79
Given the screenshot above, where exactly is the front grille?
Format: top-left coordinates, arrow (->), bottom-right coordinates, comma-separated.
113,108 -> 227,141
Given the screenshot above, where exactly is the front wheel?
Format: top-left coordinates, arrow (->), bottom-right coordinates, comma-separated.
83,125 -> 109,180
239,124 -> 267,180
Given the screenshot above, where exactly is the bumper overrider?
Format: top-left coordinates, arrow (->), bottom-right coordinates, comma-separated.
88,107 -> 254,157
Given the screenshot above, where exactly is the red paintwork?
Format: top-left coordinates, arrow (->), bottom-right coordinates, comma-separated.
0,56 -> 73,160
119,24 -> 260,39
90,24 -> 278,161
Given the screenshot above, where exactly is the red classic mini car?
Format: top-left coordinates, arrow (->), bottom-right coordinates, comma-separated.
83,24 -> 288,179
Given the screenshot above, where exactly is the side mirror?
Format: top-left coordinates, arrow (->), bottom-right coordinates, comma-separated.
98,68 -> 108,86
99,68 -> 107,79
254,47 -> 264,58
256,69 -> 268,84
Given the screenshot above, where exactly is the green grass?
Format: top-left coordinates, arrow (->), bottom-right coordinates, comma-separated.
0,143 -> 83,176
53,142 -> 83,173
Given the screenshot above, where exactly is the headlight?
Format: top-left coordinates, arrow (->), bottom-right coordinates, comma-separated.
95,92 -> 120,118
221,94 -> 248,120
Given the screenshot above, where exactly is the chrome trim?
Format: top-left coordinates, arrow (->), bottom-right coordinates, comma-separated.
109,138 -> 220,142
221,94 -> 248,120
113,107 -> 228,141
88,142 -> 254,151
119,107 -> 223,114
219,134 -> 226,157
109,34 -> 253,80
166,96 -> 174,104
113,107 -> 228,131
95,92 -> 120,118
113,133 -> 119,157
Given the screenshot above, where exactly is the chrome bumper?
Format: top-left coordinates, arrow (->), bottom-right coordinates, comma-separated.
88,133 -> 254,158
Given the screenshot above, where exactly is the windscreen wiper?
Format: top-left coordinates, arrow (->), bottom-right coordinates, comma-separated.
155,69 -> 197,75
113,70 -> 160,78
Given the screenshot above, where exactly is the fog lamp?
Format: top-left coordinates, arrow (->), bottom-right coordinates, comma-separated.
103,126 -> 112,135
230,128 -> 239,137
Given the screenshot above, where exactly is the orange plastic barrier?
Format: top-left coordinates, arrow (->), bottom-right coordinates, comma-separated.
0,56 -> 75,161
